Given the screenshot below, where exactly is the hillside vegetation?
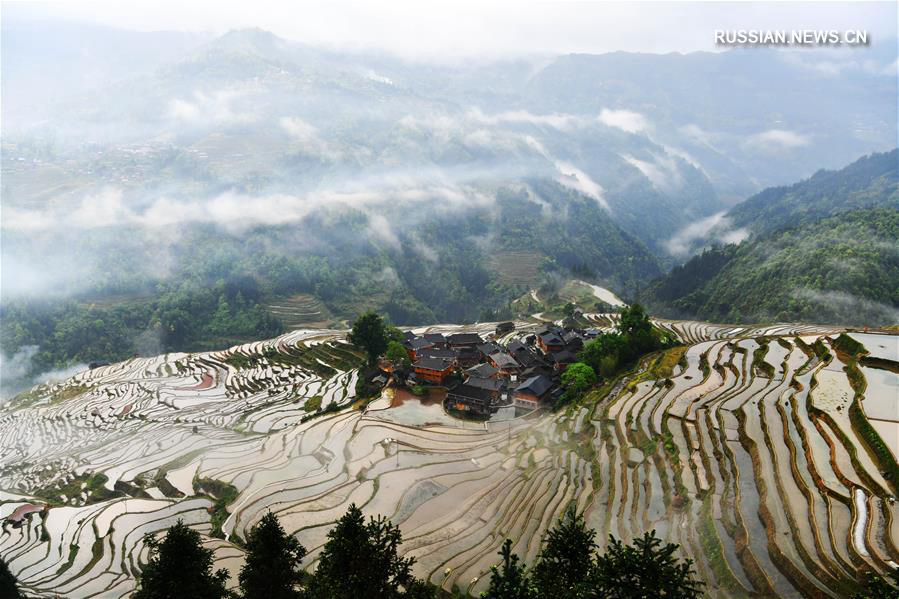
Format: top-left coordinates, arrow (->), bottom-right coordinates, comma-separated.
728,149 -> 898,236
642,150 -> 899,327
643,207 -> 898,326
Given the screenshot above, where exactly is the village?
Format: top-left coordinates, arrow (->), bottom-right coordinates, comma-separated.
377,321 -> 604,419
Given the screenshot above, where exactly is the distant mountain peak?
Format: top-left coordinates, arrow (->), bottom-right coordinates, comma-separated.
207,27 -> 290,56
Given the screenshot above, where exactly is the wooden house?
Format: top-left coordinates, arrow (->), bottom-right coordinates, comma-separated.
513,375 -> 553,409
488,351 -> 521,376
446,382 -> 495,416
537,329 -> 565,353
446,332 -> 483,348
412,357 -> 455,384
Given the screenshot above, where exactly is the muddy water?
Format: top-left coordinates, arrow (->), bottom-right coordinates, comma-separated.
379,388 -> 459,427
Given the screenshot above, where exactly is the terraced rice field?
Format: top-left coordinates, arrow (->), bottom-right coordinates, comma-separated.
2,320 -> 897,598
264,294 -> 335,329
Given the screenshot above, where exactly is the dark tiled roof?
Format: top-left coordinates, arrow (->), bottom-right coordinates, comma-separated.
447,383 -> 494,404
465,363 -> 499,378
418,347 -> 456,360
515,375 -> 553,398
490,352 -> 519,369
507,339 -> 527,353
423,333 -> 447,344
409,338 -> 435,350
466,376 -> 505,392
477,343 -> 502,356
539,332 -> 564,345
413,357 -> 454,371
446,332 -> 483,345
550,350 -> 577,364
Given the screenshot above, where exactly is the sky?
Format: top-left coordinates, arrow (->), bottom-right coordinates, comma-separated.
4,0 -> 896,61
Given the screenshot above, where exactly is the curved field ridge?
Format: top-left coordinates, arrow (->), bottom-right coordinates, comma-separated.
1,321 -> 896,598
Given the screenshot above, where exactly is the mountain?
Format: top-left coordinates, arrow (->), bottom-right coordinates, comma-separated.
2,21 -> 897,384
641,150 -> 899,326
726,149 -> 899,235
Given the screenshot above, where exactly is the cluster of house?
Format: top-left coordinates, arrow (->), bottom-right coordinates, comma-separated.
384,322 -> 601,416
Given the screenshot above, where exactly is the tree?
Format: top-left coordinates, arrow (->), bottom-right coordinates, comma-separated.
531,508 -> 596,598
386,340 -> 411,369
239,512 -> 307,599
0,557 -> 24,599
307,504 -> 432,599
592,530 -> 703,599
134,519 -> 232,599
852,568 -> 899,599
349,311 -> 389,365
563,302 -> 577,318
616,304 -> 653,338
560,362 -> 596,403
579,333 -> 627,378
482,540 -> 534,599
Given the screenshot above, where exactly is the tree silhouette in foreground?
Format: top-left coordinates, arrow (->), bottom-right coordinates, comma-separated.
592,531 -> 704,599
306,503 -> 433,599
482,540 -> 535,599
852,568 -> 899,599
483,509 -> 703,599
134,519 -> 232,599
1,557 -> 24,599
239,512 -> 307,599
531,508 -> 597,598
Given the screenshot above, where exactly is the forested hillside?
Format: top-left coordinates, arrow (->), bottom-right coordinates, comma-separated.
642,207 -> 899,326
728,149 -> 898,235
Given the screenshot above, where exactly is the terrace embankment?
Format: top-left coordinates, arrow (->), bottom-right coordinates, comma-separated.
1,319 -> 896,598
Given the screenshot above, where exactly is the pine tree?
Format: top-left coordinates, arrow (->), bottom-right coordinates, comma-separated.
134,519 -> 232,599
481,540 -> 534,599
239,512 -> 306,599
531,507 -> 596,598
592,530 -> 703,599
306,503 -> 432,599
0,557 -> 24,599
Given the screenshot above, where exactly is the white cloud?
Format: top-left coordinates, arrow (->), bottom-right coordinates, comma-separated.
2,181 -> 496,236
553,161 -> 609,211
747,129 -> 809,150
522,135 -> 609,210
167,89 -> 258,125
598,108 -> 649,134
280,116 -> 341,160
792,289 -> 899,323
665,211 -> 749,257
622,153 -> 685,194
468,107 -> 580,131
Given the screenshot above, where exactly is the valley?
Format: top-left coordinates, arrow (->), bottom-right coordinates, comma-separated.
2,317 -> 896,597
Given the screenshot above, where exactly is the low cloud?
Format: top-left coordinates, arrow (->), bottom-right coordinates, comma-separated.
622,153 -> 685,194
523,136 -> 609,210
747,129 -> 809,150
792,288 -> 899,324
280,116 -> 341,160
468,107 -> 580,131
0,345 -> 88,401
598,108 -> 649,133
167,88 -> 259,125
665,211 -> 749,257
3,181 -> 494,237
